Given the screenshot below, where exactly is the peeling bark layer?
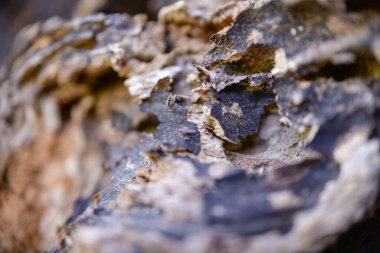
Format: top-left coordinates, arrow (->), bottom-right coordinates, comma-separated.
1,1 -> 380,253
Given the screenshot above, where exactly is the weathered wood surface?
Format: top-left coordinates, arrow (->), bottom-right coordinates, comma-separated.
0,1 -> 380,253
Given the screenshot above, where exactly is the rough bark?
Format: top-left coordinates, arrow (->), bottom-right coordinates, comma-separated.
0,1 -> 380,253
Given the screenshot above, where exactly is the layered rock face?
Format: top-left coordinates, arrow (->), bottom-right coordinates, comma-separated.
1,1 -> 380,253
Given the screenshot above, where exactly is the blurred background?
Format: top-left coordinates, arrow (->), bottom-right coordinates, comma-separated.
0,0 -> 176,66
